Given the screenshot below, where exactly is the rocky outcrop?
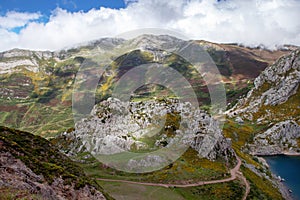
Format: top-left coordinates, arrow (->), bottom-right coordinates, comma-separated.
226,49 -> 300,157
227,49 -> 300,122
0,49 -> 55,74
248,120 -> 300,155
69,98 -> 235,167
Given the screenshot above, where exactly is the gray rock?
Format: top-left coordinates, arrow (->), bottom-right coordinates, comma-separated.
248,120 -> 300,155
68,98 -> 235,168
235,117 -> 244,124
227,49 -> 300,121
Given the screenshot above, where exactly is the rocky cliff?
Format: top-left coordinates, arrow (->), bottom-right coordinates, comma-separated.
228,49 -> 300,122
227,49 -> 300,155
248,120 -> 300,155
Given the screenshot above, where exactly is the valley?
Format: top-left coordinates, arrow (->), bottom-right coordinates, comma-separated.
0,35 -> 299,200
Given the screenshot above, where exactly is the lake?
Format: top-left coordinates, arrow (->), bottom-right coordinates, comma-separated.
263,155 -> 300,200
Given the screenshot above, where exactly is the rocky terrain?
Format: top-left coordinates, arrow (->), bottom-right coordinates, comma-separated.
59,97 -> 235,172
248,120 -> 300,155
0,126 -> 110,200
227,49 -> 300,155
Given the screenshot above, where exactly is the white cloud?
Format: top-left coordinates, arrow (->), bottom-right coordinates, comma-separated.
0,0 -> 300,52
0,11 -> 41,29
124,0 -> 139,5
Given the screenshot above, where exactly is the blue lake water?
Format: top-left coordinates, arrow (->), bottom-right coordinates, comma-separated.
263,155 -> 300,200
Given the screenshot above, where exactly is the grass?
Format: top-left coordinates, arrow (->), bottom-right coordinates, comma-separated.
0,54 -> 80,138
252,86 -> 300,124
97,179 -> 245,200
223,118 -> 269,166
175,180 -> 244,200
97,180 -> 185,200
0,98 -> 74,138
1,46 -> 293,199
223,118 -> 287,199
0,126 -> 89,186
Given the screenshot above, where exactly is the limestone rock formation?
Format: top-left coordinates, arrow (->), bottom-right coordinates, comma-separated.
227,49 -> 300,122
69,98 -> 235,167
227,49 -> 300,155
248,120 -> 300,155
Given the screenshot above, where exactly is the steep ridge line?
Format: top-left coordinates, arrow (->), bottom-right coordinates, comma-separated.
97,157 -> 248,192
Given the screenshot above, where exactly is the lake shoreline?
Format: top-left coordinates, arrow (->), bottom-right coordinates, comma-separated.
252,151 -> 300,157
283,152 -> 300,156
260,155 -> 300,200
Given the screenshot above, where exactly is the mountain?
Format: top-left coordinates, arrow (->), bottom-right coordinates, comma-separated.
0,35 -> 293,137
0,35 -> 298,200
227,49 -> 300,155
0,126 -> 113,199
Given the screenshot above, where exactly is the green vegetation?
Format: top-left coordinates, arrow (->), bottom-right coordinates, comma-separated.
241,166 -> 283,200
226,82 -> 253,108
175,180 -> 244,200
0,53 -> 82,137
97,180 -> 185,200
223,119 -> 268,166
252,86 -> 300,123
207,48 -> 232,77
0,43 -> 273,138
97,180 -> 245,200
223,119 -> 286,199
0,98 -> 74,138
0,42 -> 294,200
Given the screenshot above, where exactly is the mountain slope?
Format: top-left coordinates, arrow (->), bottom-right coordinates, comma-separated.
228,49 -> 300,122
227,48 -> 300,155
0,126 -> 112,200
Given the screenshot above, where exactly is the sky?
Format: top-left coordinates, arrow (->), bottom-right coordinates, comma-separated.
0,0 -> 299,51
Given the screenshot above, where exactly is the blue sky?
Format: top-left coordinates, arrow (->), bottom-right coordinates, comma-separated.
0,0 -> 299,51
0,0 -> 126,14
0,0 -> 128,34
0,0 -> 127,31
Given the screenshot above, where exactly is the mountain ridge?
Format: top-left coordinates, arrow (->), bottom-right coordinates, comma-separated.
0,35 -> 294,137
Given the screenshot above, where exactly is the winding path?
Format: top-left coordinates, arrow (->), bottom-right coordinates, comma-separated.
97,157 -> 250,199
239,171 -> 250,200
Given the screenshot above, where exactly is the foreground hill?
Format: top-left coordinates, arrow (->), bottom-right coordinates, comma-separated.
0,35 -> 294,137
0,126 -> 112,200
